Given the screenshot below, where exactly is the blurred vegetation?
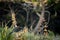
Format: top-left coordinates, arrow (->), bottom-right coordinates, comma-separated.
16,31 -> 55,40
0,26 -> 15,40
0,0 -> 60,40
0,26 -> 60,40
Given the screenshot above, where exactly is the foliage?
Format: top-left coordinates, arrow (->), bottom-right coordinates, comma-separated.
0,26 -> 15,40
15,30 -> 55,40
0,0 -> 60,40
0,27 -> 3,32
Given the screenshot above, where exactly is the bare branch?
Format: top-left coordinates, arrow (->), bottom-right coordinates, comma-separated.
36,12 -> 41,17
30,20 -> 36,31
46,3 -> 54,9
55,11 -> 57,17
45,11 -> 50,24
